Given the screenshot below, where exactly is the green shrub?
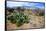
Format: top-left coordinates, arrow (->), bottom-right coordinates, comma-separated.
39,12 -> 44,16
8,12 -> 29,27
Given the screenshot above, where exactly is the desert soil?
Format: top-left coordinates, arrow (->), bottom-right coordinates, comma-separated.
7,15 -> 45,30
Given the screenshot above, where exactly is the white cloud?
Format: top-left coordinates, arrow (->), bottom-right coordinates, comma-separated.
7,1 -> 45,8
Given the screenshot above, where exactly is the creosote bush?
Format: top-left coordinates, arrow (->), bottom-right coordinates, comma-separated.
8,12 -> 29,27
39,12 -> 44,16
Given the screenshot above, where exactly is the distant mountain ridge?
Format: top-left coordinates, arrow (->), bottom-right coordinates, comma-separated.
7,6 -> 44,10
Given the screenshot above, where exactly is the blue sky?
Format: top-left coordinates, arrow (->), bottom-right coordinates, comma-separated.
7,1 -> 45,8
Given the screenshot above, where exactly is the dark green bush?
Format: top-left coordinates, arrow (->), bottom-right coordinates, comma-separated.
8,12 -> 29,27
39,12 -> 44,16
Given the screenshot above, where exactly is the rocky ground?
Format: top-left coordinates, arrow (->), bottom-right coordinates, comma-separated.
6,10 -> 45,30
7,15 -> 45,30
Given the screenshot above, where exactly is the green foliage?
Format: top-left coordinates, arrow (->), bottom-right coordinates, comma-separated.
8,12 -> 29,27
36,12 -> 44,16
39,12 -> 44,16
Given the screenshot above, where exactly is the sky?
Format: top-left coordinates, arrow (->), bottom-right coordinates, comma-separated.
7,1 -> 45,8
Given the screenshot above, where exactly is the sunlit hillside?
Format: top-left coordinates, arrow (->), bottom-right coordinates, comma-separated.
6,7 -> 45,30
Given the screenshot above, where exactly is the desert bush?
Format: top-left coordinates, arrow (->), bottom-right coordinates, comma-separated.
8,12 -> 29,27
39,12 -> 44,16
34,8 -> 44,16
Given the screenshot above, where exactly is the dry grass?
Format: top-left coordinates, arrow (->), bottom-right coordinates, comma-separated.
7,10 -> 45,30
